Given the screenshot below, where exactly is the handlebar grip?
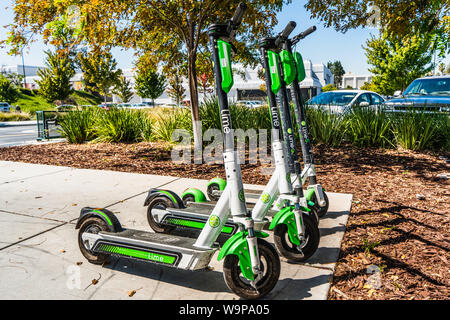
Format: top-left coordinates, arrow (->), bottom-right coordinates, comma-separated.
298,26 -> 316,39
275,21 -> 296,47
231,2 -> 247,27
280,21 -> 297,39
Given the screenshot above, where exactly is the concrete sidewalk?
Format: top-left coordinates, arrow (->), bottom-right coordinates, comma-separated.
0,160 -> 352,300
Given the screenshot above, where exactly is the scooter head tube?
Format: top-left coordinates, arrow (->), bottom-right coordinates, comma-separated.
267,50 -> 281,94
293,52 -> 306,82
280,50 -> 296,85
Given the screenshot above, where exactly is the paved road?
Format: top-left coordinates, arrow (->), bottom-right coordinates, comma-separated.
0,123 -> 38,147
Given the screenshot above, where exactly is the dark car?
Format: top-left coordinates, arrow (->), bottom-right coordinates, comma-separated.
384,76 -> 450,113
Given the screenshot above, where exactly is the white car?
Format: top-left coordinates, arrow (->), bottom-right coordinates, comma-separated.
0,102 -> 11,112
306,90 -> 385,114
238,100 -> 264,108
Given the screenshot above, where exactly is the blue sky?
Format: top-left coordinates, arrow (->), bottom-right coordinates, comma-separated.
0,1 -> 448,74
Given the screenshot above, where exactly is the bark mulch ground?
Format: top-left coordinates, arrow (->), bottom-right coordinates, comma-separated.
0,142 -> 448,300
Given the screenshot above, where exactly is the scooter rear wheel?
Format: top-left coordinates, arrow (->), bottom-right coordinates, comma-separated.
273,213 -> 320,262
311,191 -> 329,218
147,196 -> 176,233
223,238 -> 280,299
78,217 -> 109,265
182,194 -> 196,206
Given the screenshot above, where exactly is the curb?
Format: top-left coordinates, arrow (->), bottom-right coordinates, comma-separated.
0,121 -> 36,128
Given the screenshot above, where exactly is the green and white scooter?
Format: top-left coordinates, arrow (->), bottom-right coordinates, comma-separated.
76,3 -> 281,300
187,25 -> 329,218
275,25 -> 329,218
146,21 -> 321,262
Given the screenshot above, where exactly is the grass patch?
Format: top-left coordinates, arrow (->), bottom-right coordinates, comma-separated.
0,112 -> 32,121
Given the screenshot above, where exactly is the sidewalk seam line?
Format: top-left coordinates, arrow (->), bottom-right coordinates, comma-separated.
0,167 -> 73,185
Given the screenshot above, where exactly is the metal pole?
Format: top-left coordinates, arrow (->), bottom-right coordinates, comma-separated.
21,47 -> 27,88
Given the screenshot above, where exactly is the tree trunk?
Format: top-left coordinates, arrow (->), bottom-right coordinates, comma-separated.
187,52 -> 202,163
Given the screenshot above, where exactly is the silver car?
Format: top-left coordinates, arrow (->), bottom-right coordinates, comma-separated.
306,90 -> 385,113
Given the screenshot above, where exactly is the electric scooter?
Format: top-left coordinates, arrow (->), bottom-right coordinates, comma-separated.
189,25 -> 329,217
146,21 -> 321,262
280,26 -> 329,217
76,3 -> 281,300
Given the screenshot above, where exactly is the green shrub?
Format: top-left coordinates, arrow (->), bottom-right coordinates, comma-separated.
305,106 -> 346,147
391,110 -> 449,151
58,108 -> 97,143
152,108 -> 192,142
344,107 -> 394,148
93,108 -> 150,143
0,112 -> 31,122
19,88 -> 34,96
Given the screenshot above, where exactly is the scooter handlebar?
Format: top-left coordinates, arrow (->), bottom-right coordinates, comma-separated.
275,21 -> 297,47
231,2 -> 247,28
294,26 -> 316,41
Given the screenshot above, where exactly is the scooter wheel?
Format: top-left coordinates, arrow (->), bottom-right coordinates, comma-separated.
273,213 -> 320,262
311,191 -> 329,218
207,183 -> 221,201
147,196 -> 176,233
78,217 -> 109,265
182,194 -> 195,206
223,238 -> 280,300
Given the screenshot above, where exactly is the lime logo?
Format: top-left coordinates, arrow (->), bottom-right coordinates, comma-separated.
209,215 -> 220,228
287,128 -> 292,134
238,189 -> 245,202
261,193 -> 271,204
301,121 -> 306,126
148,253 -> 164,262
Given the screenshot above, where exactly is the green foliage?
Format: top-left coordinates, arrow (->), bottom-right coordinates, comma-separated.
5,72 -> 24,86
166,70 -> 186,106
58,108 -> 98,143
152,108 -> 192,142
93,108 -> 151,143
364,32 -> 433,95
0,75 -> 19,104
359,82 -> 377,92
36,51 -> 75,103
344,107 -> 393,148
135,68 -> 166,105
114,76 -> 134,103
321,84 -> 337,92
391,110 -> 448,151
305,107 -> 347,147
78,51 -> 122,101
304,0 -> 446,37
326,61 -> 345,87
0,112 -> 31,121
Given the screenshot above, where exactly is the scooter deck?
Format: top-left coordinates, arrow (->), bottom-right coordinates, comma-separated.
83,228 -> 217,270
212,188 -> 262,200
182,202 -> 278,218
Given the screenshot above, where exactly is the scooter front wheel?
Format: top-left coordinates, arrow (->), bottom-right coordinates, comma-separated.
273,213 -> 320,262
78,217 -> 109,265
223,238 -> 280,300
147,196 -> 176,233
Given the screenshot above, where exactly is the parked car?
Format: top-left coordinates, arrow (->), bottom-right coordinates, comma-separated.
130,103 -> 150,109
0,102 -> 11,112
238,100 -> 264,108
55,105 -> 76,112
98,103 -> 117,111
306,90 -> 385,114
384,76 -> 450,113
117,103 -> 133,109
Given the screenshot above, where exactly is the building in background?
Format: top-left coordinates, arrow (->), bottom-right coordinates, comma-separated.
341,72 -> 372,89
7,60 -> 333,105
